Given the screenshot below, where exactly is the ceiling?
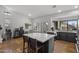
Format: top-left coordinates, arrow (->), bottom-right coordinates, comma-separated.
1,5 -> 79,18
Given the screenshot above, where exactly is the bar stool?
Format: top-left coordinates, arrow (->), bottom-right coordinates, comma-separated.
28,37 -> 46,53
23,36 -> 30,53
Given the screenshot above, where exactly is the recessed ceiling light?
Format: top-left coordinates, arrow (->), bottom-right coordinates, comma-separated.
74,6 -> 78,9
58,10 -> 62,13
28,13 -> 32,16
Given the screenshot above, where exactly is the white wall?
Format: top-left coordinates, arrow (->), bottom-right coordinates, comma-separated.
0,6 -> 32,36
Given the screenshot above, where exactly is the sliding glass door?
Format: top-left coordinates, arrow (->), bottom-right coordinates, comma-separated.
60,21 -> 67,30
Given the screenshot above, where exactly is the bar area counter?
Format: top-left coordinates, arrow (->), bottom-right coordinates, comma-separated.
55,30 -> 77,43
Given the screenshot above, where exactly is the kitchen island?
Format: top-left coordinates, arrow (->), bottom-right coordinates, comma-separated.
23,33 -> 55,53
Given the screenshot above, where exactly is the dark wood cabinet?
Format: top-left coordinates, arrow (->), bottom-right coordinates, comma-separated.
55,32 -> 77,43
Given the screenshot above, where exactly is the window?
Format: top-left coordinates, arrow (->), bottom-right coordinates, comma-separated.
78,20 -> 79,29
60,20 -> 78,31
68,20 -> 77,31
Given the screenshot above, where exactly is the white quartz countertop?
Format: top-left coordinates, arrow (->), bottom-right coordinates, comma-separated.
23,33 -> 55,43
47,30 -> 77,33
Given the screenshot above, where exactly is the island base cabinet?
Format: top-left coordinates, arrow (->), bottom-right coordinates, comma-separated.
38,41 -> 49,53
